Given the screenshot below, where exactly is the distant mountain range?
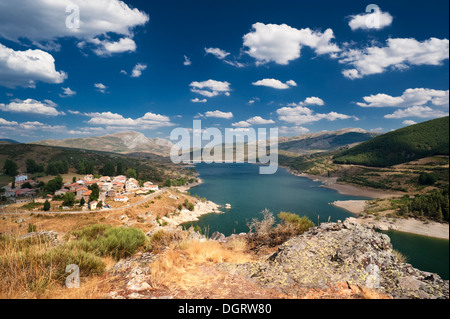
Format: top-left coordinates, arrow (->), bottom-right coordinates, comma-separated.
31,128 -> 378,158
33,131 -> 174,156
0,139 -> 20,145
278,128 -> 378,155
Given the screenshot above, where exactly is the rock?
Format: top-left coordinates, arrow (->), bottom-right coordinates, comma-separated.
18,231 -> 59,245
222,219 -> 449,299
210,231 -> 226,242
15,218 -> 25,224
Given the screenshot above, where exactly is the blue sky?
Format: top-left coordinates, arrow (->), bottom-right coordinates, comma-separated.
0,0 -> 448,142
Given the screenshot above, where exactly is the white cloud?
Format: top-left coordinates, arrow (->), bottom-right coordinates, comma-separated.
232,121 -> 252,128
348,7 -> 393,31
243,22 -> 340,65
340,38 -> 449,79
0,118 -> 18,126
278,126 -> 310,136
384,106 -> 449,119
402,120 -> 417,126
94,83 -> 107,93
252,79 -> 297,90
232,116 -> 275,127
131,63 -> 147,78
60,87 -> 76,98
203,110 -> 234,119
190,80 -> 231,97
0,0 -> 149,56
191,98 -> 207,103
276,104 -> 356,125
0,43 -> 67,88
205,47 -> 230,60
357,88 -> 449,108
0,99 -> 64,116
91,37 -> 137,56
183,55 -> 192,66
247,116 -> 275,125
85,111 -> 174,129
288,97 -> 325,107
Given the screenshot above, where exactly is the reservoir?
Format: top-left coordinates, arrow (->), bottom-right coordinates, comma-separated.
186,163 -> 449,280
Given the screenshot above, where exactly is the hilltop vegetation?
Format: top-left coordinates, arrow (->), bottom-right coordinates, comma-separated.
0,144 -> 194,188
334,117 -> 449,167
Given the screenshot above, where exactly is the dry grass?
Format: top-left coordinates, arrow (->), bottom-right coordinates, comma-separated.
150,238 -> 253,290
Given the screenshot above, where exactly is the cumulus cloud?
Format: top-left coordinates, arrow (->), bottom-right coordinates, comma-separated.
60,87 -> 76,98
0,117 -> 65,132
402,120 -> 417,126
205,47 -> 230,60
190,80 -> 231,97
340,37 -> 449,79
232,116 -> 275,127
85,111 -> 174,129
276,104 -> 357,125
0,43 -> 67,88
384,106 -> 449,119
252,79 -> 297,90
183,55 -> 192,66
94,83 -> 107,93
243,22 -> 340,65
288,97 -> 325,107
0,0 -> 149,56
191,98 -> 207,103
357,88 -> 449,108
203,110 -> 234,119
131,63 -> 147,78
0,99 -> 64,116
278,126 -> 310,136
348,7 -> 393,31
90,37 -> 137,56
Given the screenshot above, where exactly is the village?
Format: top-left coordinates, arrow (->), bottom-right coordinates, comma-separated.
1,173 -> 160,212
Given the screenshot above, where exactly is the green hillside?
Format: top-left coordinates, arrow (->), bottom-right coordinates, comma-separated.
334,117 -> 449,167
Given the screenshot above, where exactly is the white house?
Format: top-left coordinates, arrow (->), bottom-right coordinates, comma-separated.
15,174 -> 28,183
114,196 -> 129,203
89,201 -> 98,210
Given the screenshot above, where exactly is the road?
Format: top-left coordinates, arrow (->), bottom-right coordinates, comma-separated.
0,188 -> 169,216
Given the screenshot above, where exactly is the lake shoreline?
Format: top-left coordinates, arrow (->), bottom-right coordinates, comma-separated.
332,200 -> 449,240
282,166 -> 403,199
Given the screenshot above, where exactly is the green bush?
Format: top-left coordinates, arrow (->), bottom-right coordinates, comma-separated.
67,225 -> 147,260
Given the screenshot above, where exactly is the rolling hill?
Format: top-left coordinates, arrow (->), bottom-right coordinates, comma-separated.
278,128 -> 378,155
33,131 -> 173,156
334,117 -> 449,167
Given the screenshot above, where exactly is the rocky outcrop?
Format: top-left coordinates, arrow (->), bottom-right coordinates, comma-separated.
220,218 -> 449,299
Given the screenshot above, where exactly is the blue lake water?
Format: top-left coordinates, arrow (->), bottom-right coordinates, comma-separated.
186,163 -> 449,280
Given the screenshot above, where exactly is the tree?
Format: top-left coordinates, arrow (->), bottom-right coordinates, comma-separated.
3,159 -> 18,176
45,175 -> 63,194
79,197 -> 86,207
63,192 -> 75,207
116,162 -> 124,175
101,163 -> 115,177
26,159 -> 44,174
418,172 -> 438,186
43,200 -> 51,211
125,168 -> 138,179
88,183 -> 99,202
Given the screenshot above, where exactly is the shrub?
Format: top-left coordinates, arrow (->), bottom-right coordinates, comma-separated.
246,209 -> 315,250
67,225 -> 147,260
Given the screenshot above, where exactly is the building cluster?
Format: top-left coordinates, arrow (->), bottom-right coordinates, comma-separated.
2,173 -> 159,210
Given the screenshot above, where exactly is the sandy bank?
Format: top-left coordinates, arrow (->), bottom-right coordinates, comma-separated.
297,172 -> 402,199
161,199 -> 223,227
332,200 -> 449,240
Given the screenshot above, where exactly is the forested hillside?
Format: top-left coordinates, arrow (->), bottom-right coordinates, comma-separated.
334,117 -> 449,167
